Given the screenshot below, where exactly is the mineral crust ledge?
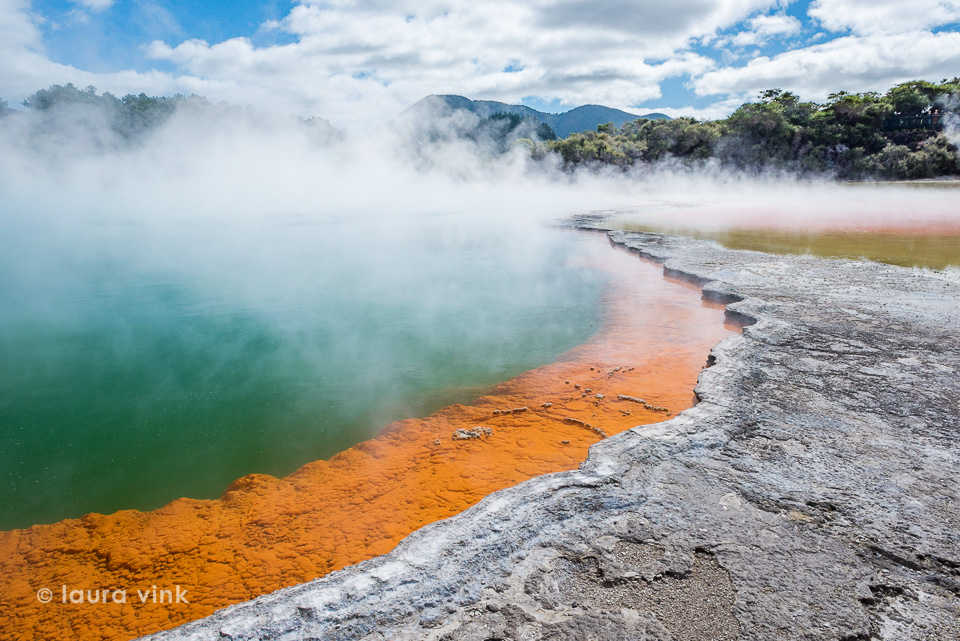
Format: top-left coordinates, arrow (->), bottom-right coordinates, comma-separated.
145,225 -> 960,641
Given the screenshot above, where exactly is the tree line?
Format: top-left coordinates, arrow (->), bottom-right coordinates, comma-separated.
545,79 -> 960,180
0,83 -> 340,151
10,83 -> 190,141
3,79 -> 959,180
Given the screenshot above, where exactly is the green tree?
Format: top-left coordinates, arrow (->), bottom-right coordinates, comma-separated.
720,89 -> 812,168
20,84 -> 188,144
535,121 -> 557,141
22,83 -> 113,111
886,81 -> 937,116
544,80 -> 959,179
621,117 -> 719,161
821,91 -> 890,154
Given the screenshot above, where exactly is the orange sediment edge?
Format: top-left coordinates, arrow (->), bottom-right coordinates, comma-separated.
0,235 -> 737,641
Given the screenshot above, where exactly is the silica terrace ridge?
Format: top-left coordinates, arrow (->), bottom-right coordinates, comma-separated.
146,222 -> 960,640
0,232 -> 733,640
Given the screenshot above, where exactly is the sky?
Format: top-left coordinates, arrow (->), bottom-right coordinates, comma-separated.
3,0 -> 960,127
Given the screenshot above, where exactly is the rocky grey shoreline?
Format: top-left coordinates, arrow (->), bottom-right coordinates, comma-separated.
145,221 -> 960,641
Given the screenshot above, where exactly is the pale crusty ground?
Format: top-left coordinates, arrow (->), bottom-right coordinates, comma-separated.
146,225 -> 960,641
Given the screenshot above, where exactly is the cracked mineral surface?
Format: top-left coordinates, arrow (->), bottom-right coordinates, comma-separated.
0,230 -> 734,641
145,223 -> 960,641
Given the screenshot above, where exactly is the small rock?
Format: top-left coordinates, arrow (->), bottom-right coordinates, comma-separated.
452,426 -> 493,440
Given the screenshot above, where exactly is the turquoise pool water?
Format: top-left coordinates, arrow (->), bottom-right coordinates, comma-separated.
0,212 -> 608,530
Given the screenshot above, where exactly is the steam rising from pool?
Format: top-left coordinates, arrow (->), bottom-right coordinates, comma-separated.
1,103 -> 957,529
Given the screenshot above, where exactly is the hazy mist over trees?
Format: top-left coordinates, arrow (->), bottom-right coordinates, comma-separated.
1,83 -> 339,155
3,79 -> 959,180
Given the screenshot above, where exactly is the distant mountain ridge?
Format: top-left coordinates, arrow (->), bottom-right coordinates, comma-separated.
406,95 -> 669,137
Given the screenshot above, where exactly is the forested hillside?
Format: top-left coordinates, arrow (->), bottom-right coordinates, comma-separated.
4,79 -> 958,180
0,84 -> 339,151
547,79 -> 960,180
405,94 -> 669,137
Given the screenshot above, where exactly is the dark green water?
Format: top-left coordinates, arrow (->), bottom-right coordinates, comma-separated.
0,214 -> 607,530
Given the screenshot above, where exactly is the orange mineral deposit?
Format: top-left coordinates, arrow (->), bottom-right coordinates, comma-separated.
0,234 -> 736,641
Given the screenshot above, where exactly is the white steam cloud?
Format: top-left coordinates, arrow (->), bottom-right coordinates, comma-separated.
1,99 -> 957,525
1,99 -> 957,259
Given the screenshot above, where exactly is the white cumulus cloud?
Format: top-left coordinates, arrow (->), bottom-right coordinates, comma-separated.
810,0 -> 960,35
144,0 -> 775,124
728,13 -> 802,46
695,30 -> 960,100
3,0 -> 960,127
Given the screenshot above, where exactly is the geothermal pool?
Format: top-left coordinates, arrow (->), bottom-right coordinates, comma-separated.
599,182 -> 960,270
0,216 -> 611,530
2,182 -> 957,641
0,220 -> 736,641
